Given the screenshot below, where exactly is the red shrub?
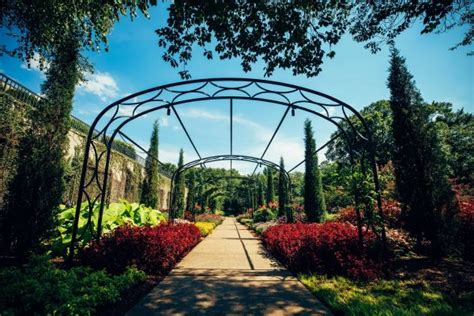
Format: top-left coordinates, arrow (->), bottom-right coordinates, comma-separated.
262,222 -> 382,280
195,213 -> 224,223
453,183 -> 474,260
80,223 -> 200,274
336,199 -> 401,228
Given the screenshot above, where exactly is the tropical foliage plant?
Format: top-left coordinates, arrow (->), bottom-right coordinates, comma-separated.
50,200 -> 166,258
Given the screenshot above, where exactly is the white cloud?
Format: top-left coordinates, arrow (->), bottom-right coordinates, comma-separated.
181,108 -> 228,121
79,72 -> 119,101
159,117 -> 169,127
179,108 -> 308,173
21,53 -> 49,79
118,105 -> 135,116
181,108 -> 271,139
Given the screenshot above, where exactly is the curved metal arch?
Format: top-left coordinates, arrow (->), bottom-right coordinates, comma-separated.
68,78 -> 386,263
168,154 -> 291,221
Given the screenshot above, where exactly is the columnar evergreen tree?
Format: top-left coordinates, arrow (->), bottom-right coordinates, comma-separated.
278,157 -> 289,218
304,119 -> 326,222
171,149 -> 186,218
257,179 -> 265,207
186,171 -> 196,214
266,168 -> 275,206
388,47 -> 454,256
140,121 -> 160,209
3,38 -> 80,259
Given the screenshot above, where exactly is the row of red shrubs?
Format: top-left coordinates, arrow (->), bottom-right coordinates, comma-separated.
262,222 -> 382,280
81,223 -> 201,275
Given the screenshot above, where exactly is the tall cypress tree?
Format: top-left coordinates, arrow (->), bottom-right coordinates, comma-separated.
3,38 -> 80,259
186,171 -> 196,214
388,47 -> 454,256
172,149 -> 186,218
278,157 -> 289,218
140,121 -> 160,208
257,179 -> 265,207
304,119 -> 326,222
266,167 -> 275,205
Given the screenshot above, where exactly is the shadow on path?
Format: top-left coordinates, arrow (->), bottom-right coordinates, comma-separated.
126,218 -> 331,315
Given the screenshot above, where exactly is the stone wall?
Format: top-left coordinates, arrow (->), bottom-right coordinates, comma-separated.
66,130 -> 176,210
0,84 -> 181,212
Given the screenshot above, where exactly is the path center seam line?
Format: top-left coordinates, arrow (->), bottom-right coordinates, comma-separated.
233,218 -> 255,270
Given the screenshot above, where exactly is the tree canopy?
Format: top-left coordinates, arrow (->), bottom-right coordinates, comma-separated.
1,0 -> 155,70
157,1 -> 472,79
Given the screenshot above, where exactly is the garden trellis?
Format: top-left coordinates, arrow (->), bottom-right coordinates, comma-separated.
69,78 -> 386,261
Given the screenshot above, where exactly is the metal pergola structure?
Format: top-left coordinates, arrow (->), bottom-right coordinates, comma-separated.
69,78 -> 386,261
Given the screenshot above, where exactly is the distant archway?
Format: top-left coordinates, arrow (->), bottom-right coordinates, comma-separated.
169,154 -> 291,220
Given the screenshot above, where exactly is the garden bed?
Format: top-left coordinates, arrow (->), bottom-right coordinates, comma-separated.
0,213 -> 225,315
238,216 -> 474,315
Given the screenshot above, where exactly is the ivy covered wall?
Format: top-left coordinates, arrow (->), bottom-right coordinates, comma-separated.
0,92 -> 174,212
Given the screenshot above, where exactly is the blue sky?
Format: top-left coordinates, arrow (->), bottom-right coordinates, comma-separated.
1,5 -> 472,174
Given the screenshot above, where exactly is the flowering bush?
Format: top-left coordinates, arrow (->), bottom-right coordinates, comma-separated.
194,222 -> 216,237
386,228 -> 415,257
262,222 -> 382,280
195,213 -> 224,225
173,218 -> 191,224
81,223 -> 200,275
453,183 -> 474,260
184,210 -> 194,221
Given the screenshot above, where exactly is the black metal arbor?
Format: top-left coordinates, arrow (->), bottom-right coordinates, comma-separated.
69,78 -> 386,258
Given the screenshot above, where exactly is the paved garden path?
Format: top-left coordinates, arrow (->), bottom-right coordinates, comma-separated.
127,217 -> 331,315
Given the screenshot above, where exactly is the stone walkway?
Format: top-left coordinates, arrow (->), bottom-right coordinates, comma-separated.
127,217 -> 331,315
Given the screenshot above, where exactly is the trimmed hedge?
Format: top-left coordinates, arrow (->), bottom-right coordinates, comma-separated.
81,223 -> 200,275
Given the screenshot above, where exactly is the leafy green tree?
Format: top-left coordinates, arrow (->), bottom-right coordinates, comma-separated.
1,0 -> 156,259
140,121 -> 160,209
3,38 -> 80,259
278,157 -> 289,219
265,167 -> 275,206
157,1 -> 471,79
1,1 -> 154,67
304,119 -> 326,222
326,100 -> 394,167
388,47 -> 455,256
171,149 -> 186,218
428,103 -> 473,185
319,161 -> 353,210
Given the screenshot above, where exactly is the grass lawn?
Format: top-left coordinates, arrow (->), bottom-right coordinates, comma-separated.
300,274 -> 473,315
